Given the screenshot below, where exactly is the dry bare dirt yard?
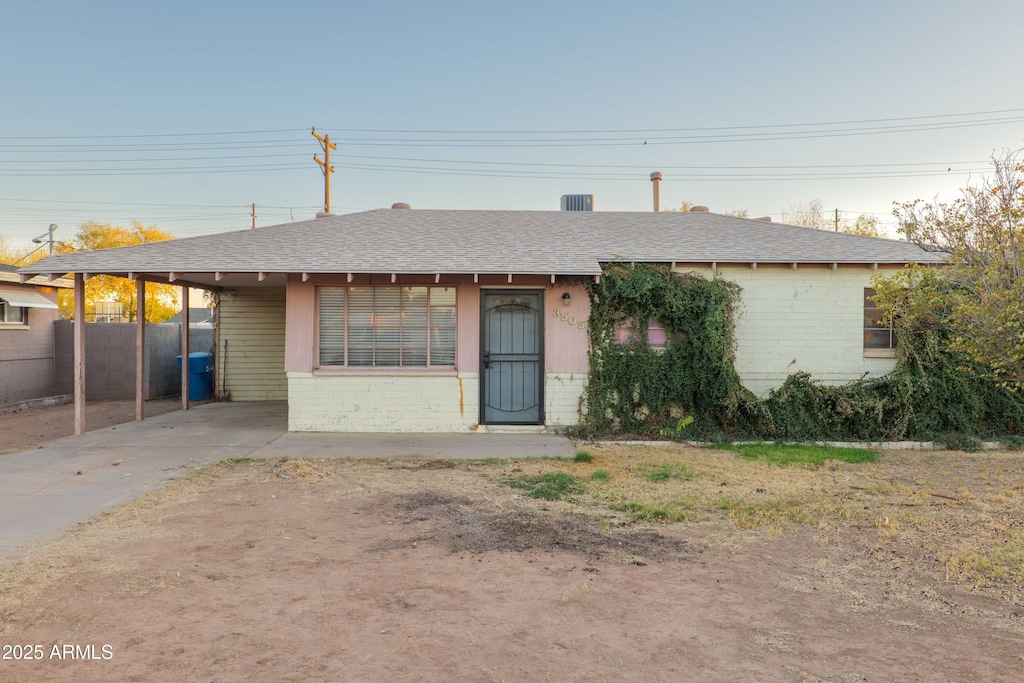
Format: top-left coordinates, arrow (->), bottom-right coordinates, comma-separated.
1,442 -> 1023,681
0,399 -> 181,455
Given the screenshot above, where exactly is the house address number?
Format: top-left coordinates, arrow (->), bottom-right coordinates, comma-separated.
552,308 -> 587,330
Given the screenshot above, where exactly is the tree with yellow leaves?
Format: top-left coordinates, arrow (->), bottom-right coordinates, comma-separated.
57,221 -> 180,323
0,235 -> 41,265
872,152 -> 1024,388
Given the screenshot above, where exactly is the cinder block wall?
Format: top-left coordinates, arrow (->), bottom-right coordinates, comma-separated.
54,321 -> 214,400
0,305 -> 59,405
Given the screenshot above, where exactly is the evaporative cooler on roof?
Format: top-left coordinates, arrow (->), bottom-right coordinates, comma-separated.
560,194 -> 594,211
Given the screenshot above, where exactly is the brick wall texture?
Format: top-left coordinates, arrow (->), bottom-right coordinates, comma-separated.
0,304 -> 59,405
54,321 -> 214,400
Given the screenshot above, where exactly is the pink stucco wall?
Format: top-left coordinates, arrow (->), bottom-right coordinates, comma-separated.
284,274 -> 590,374
543,280 -> 589,373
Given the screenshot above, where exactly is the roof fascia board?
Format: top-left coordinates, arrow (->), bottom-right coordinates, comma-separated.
135,274 -> 223,292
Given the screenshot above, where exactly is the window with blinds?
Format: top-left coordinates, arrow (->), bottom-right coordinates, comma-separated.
317,286 -> 456,368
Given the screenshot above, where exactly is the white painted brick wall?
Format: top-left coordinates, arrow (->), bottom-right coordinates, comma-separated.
545,373 -> 587,427
679,266 -> 897,396
288,372 -> 480,432
287,371 -> 587,432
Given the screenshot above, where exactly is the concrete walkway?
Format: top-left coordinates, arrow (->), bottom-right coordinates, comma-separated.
0,401 -> 575,561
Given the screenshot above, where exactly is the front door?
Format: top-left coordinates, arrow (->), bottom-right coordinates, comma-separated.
480,290 -> 544,425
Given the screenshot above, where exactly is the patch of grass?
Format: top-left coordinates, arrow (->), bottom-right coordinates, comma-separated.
223,457 -> 254,465
713,494 -> 812,528
712,443 -> 878,467
573,450 -> 595,463
507,471 -> 585,501
943,533 -> 1024,586
610,501 -> 698,523
641,461 -> 695,483
591,469 -> 611,483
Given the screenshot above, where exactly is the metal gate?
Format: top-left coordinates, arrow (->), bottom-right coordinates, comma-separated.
480,290 -> 544,425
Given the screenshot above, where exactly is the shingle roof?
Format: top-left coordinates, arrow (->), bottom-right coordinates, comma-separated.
1,263 -> 73,288
18,209 -> 944,281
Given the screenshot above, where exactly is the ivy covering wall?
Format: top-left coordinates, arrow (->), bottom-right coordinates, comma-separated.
576,263 -> 1024,442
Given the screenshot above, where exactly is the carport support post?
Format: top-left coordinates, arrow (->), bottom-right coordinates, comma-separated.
181,285 -> 189,410
74,272 -> 85,435
135,278 -> 145,421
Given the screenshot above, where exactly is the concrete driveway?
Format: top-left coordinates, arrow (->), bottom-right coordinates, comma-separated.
0,401 -> 574,561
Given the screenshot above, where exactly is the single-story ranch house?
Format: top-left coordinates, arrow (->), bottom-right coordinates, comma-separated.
18,208 -> 943,433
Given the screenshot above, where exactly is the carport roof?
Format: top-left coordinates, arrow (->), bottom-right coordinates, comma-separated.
18,208 -> 945,288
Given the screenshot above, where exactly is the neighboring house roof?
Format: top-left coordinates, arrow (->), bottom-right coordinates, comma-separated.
0,285 -> 58,309
18,209 -> 945,288
165,308 -> 216,325
0,263 -> 73,288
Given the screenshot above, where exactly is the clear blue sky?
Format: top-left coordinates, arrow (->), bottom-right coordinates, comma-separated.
3,0 -> 1023,250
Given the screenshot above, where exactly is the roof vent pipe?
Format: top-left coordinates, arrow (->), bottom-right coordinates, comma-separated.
391,202 -> 411,209
689,205 -> 710,213
650,172 -> 662,212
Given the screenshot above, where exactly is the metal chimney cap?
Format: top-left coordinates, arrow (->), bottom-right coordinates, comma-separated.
391,202 -> 412,209
650,171 -> 663,181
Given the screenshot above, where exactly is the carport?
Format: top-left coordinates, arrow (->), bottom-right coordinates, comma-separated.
17,251 -> 284,436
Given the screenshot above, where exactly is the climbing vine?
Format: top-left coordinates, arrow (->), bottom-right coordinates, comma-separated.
579,263 -> 760,438
576,263 -> 1024,442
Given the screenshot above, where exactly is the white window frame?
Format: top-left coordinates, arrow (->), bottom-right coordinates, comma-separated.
863,287 -> 896,358
315,285 -> 457,371
0,301 -> 28,327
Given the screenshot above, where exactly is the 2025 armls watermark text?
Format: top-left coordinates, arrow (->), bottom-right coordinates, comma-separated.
3,644 -> 113,661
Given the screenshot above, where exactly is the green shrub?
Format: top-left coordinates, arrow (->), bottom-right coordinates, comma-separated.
937,433 -> 984,452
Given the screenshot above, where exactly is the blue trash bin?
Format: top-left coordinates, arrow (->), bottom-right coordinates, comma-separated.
177,352 -> 214,401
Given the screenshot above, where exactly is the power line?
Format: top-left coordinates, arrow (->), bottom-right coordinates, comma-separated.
0,197 -> 319,209
329,161 -> 985,182
2,107 -> 1012,139
321,107 -> 1024,133
310,117 -> 1024,147
0,141 -> 307,151
0,128 -> 307,140
0,108 -> 1021,149
0,148 -> 991,173
340,154 -> 992,171
0,153 -> 307,164
0,164 -> 309,177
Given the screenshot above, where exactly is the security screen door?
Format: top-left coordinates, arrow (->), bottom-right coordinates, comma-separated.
480,290 -> 544,424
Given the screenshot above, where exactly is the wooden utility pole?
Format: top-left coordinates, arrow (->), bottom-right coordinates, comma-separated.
251,203 -> 257,229
312,127 -> 337,215
834,208 -> 839,232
